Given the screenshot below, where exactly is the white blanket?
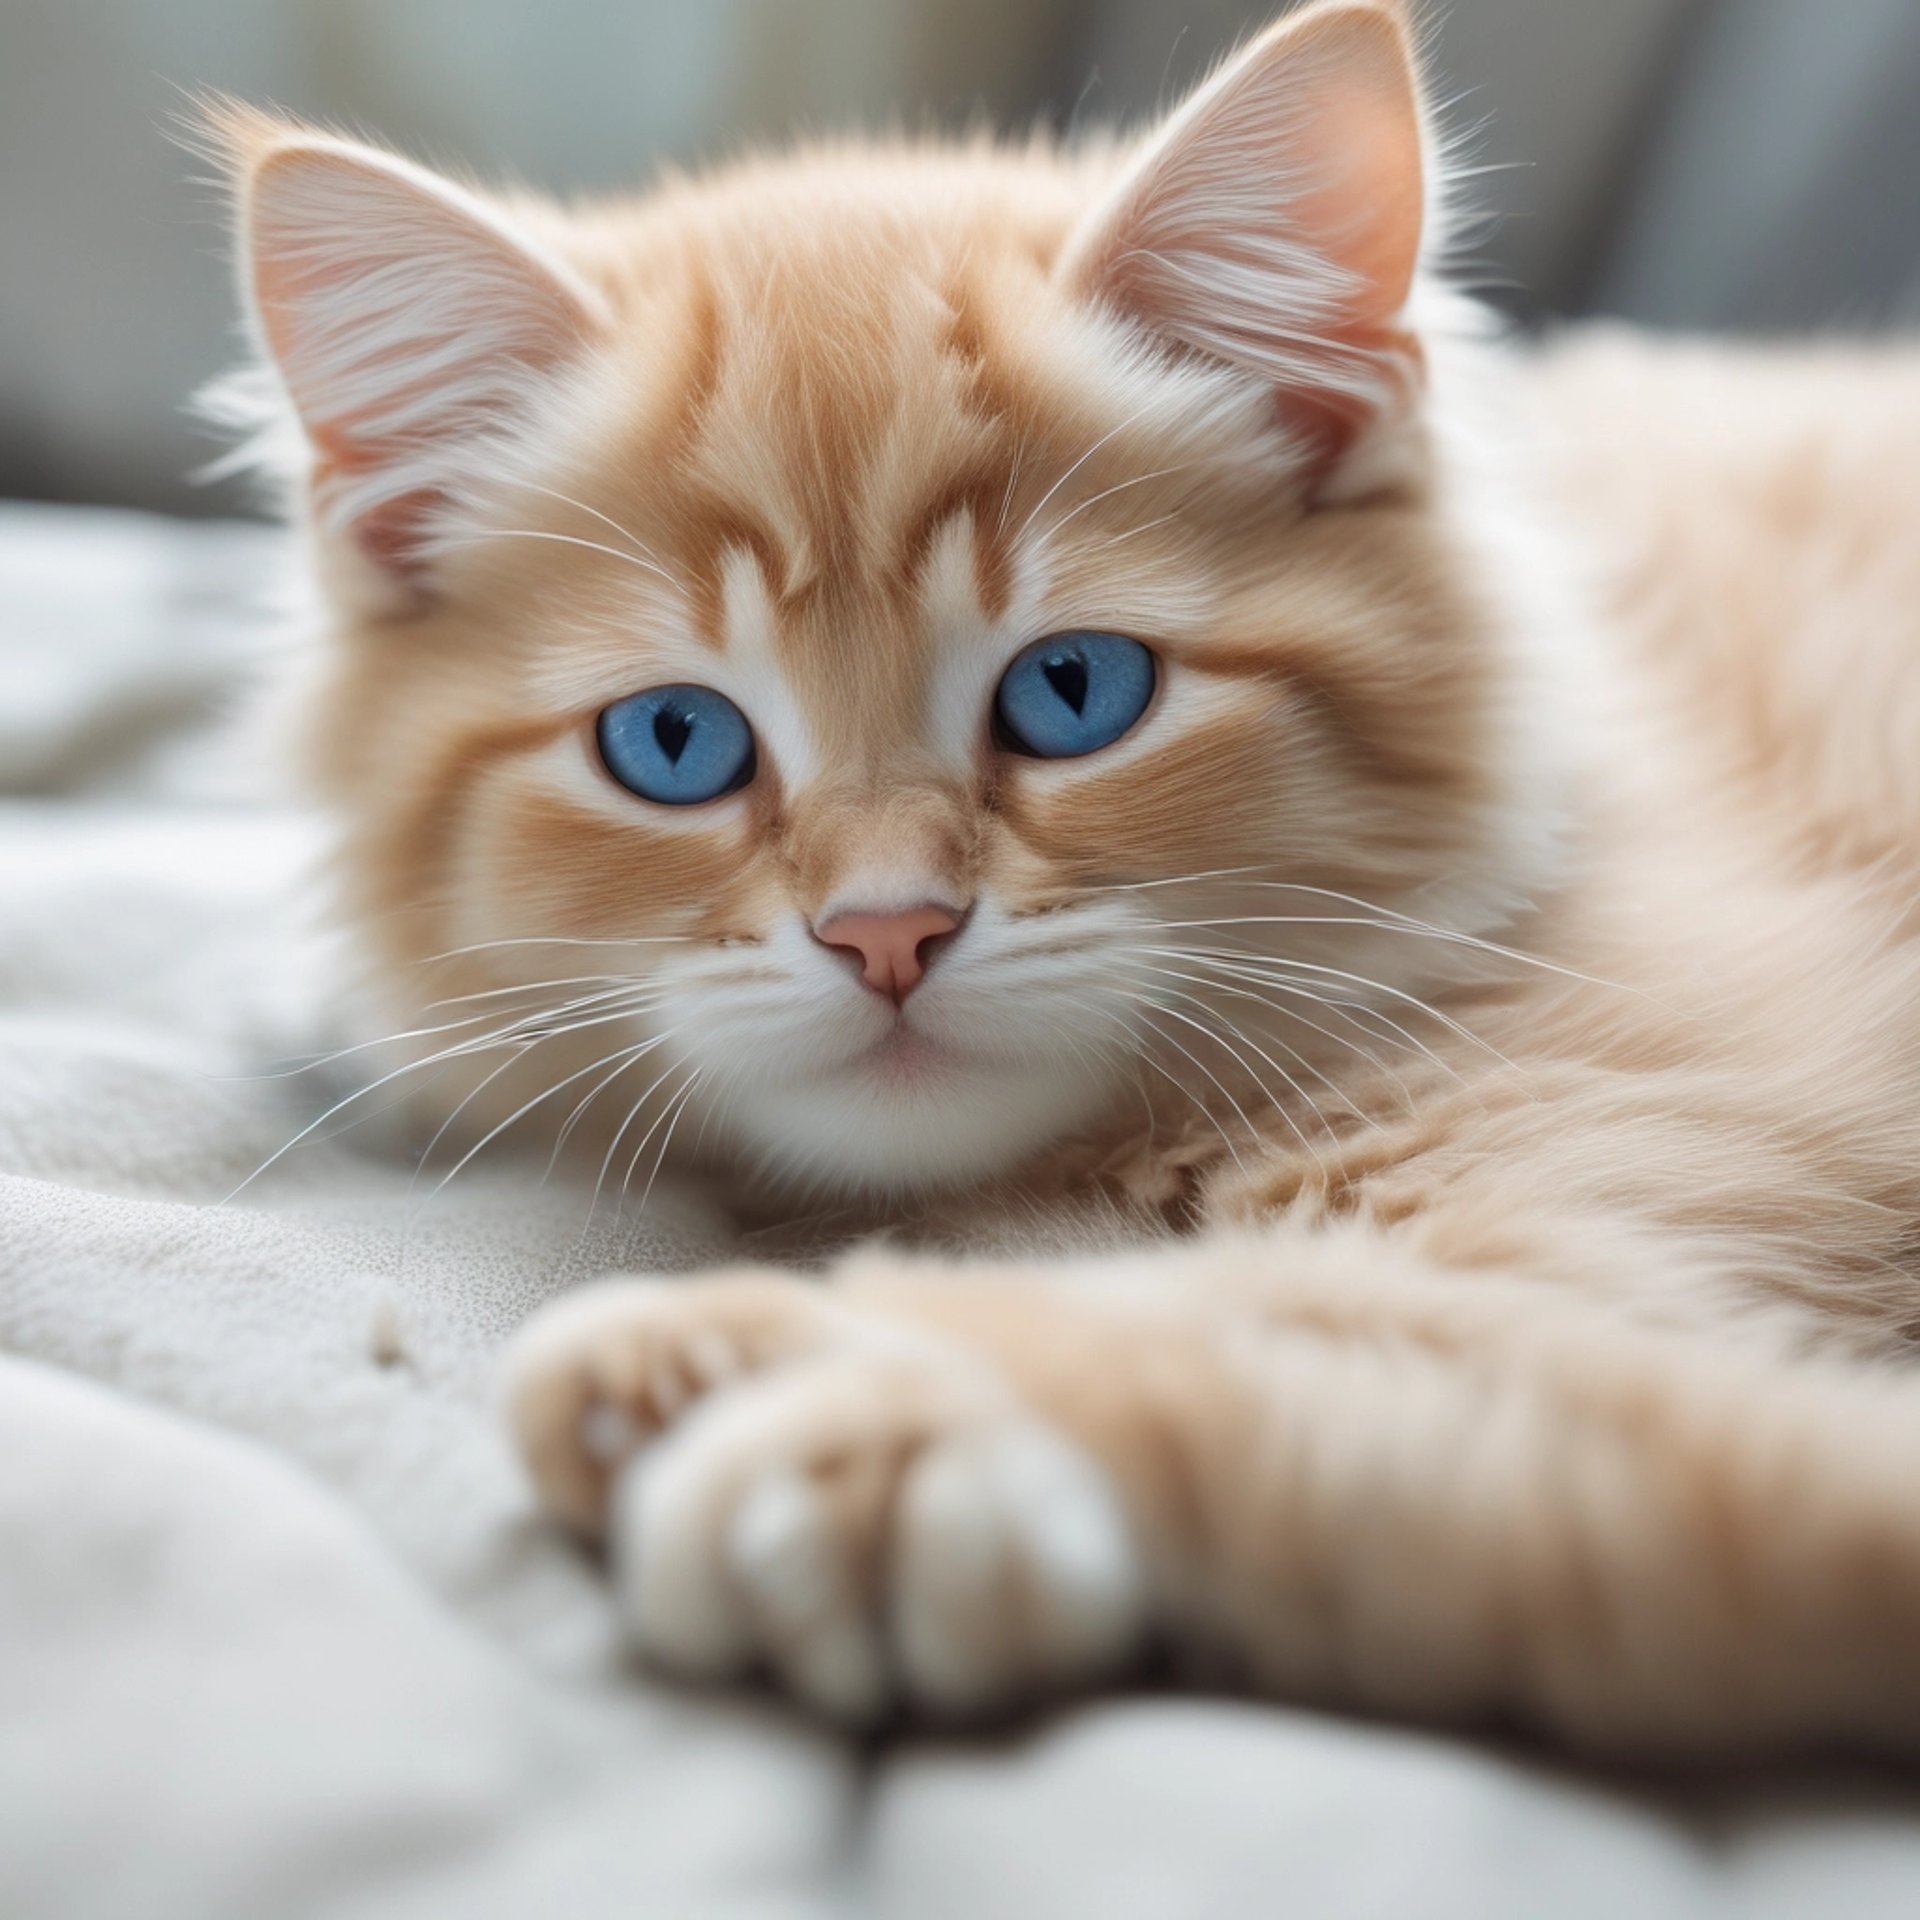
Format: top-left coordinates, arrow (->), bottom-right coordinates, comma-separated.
4,500 -> 1919,1918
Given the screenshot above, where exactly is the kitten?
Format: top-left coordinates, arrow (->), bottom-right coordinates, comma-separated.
207,0 -> 1920,1755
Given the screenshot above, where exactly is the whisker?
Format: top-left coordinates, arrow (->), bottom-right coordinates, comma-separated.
405,988 -> 669,1183
1012,399 -> 1162,548
544,1040 -> 664,1179
422,972 -> 638,1011
1037,463 -> 1194,546
626,1068 -> 705,1224
219,1000 -> 548,1082
418,934 -> 693,965
223,973 -> 666,1085
994,432 -> 1029,538
1130,943 -> 1473,1094
222,1021 -> 529,1203
1189,967 -> 1419,1107
1248,955 -> 1522,1076
1136,942 -> 1514,1073
437,527 -> 682,591
1069,510 -> 1182,557
1128,1021 -> 1249,1174
1122,957 -> 1376,1128
223,986 -> 663,1202
1134,988 -> 1330,1171
584,1052 -> 693,1239
1152,908 -> 1634,1000
503,477 -> 688,588
423,1031 -> 678,1203
1133,1006 -> 1257,1174
687,1055 -> 746,1168
408,1043 -> 540,1194
1087,866 -> 1638,1001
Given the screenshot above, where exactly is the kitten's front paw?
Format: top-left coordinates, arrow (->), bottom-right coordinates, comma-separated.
503,1272 -> 837,1533
504,1274 -> 1149,1722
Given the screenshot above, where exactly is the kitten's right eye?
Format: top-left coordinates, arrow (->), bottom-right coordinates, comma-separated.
596,685 -> 756,805
994,631 -> 1157,759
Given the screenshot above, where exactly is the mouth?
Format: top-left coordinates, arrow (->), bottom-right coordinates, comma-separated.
855,1019 -> 958,1084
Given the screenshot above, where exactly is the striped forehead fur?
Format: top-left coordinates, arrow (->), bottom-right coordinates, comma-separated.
204,2 -> 1573,1200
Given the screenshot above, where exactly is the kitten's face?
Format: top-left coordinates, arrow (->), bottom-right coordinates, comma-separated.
223,2 -> 1551,1195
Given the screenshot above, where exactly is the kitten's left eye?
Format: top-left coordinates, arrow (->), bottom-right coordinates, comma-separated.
596,684 -> 756,805
994,631 -> 1157,759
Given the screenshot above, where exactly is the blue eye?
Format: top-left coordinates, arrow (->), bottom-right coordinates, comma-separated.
596,684 -> 756,805
994,631 -> 1156,759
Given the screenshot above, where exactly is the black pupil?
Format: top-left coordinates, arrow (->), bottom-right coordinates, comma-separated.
1042,652 -> 1089,715
653,706 -> 693,764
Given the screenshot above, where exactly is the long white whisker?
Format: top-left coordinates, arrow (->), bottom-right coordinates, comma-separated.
1088,866 -> 1635,1000
418,933 -> 693,965
1134,1006 -> 1257,1173
1123,957 -> 1374,1128
1247,955 -> 1521,1075
504,477 -> 687,586
1070,510 -> 1181,558
1151,908 -> 1631,999
438,527 -> 681,591
1038,464 -> 1193,546
627,1069 -> 704,1223
1191,967 -> 1418,1107
1128,1021 -> 1248,1174
614,1067 -> 699,1217
226,1000 -> 557,1081
1118,944 -> 1431,1094
1013,400 -> 1161,548
585,1053 -> 691,1238
425,1031 -> 678,1202
229,975 -> 664,1084
408,1043 -> 539,1193
423,973 -> 638,1011
544,1040 -> 663,1179
225,982 -> 666,1202
994,433 -> 1028,537
687,1057 -> 744,1168
223,1020 -> 532,1202
1136,942 -> 1513,1072
405,987 -> 666,1188
1135,943 -> 1470,1086
1136,990 -> 1328,1171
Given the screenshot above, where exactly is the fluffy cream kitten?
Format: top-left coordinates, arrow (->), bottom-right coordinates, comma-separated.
207,0 -> 1920,1755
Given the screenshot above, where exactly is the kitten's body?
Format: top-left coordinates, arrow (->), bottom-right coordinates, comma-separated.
212,3 -> 1920,1755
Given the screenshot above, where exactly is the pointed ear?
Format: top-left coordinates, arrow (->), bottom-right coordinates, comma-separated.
211,105 -> 608,597
1059,0 -> 1429,474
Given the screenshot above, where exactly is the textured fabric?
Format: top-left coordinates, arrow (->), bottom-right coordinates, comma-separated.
3,500 -> 1920,1917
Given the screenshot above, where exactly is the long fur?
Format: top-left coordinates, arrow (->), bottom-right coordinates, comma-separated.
206,2 -> 1920,1754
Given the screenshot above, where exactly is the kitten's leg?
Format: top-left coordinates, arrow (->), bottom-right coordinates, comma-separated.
835,1234 -> 1920,1755
506,1236 -> 1920,1752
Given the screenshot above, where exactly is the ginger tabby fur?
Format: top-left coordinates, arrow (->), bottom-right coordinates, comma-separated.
206,2 -> 1920,1753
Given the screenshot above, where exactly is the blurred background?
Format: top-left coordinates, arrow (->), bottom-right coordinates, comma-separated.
2,0 -> 1916,517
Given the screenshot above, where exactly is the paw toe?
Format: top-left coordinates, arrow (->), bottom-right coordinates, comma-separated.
895,1422 -> 1145,1714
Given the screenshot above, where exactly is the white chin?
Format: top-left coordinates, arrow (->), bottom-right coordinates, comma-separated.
719,1044 -> 1111,1195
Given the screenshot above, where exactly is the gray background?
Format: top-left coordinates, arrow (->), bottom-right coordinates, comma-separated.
2,0 -> 1916,517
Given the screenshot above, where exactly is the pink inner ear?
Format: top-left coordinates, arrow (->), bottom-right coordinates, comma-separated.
1281,65 -> 1426,329
1062,1 -> 1428,459
243,138 -> 605,578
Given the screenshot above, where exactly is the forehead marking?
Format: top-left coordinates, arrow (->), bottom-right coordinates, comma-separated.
718,545 -> 821,790
922,510 -> 1039,780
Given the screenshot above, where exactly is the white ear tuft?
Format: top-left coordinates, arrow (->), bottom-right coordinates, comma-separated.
1060,0 -> 1429,471
227,121 -> 608,594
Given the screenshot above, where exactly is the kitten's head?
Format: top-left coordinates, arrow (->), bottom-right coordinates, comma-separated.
211,0 -> 1560,1197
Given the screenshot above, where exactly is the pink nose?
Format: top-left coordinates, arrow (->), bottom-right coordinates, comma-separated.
814,905 -> 960,1003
